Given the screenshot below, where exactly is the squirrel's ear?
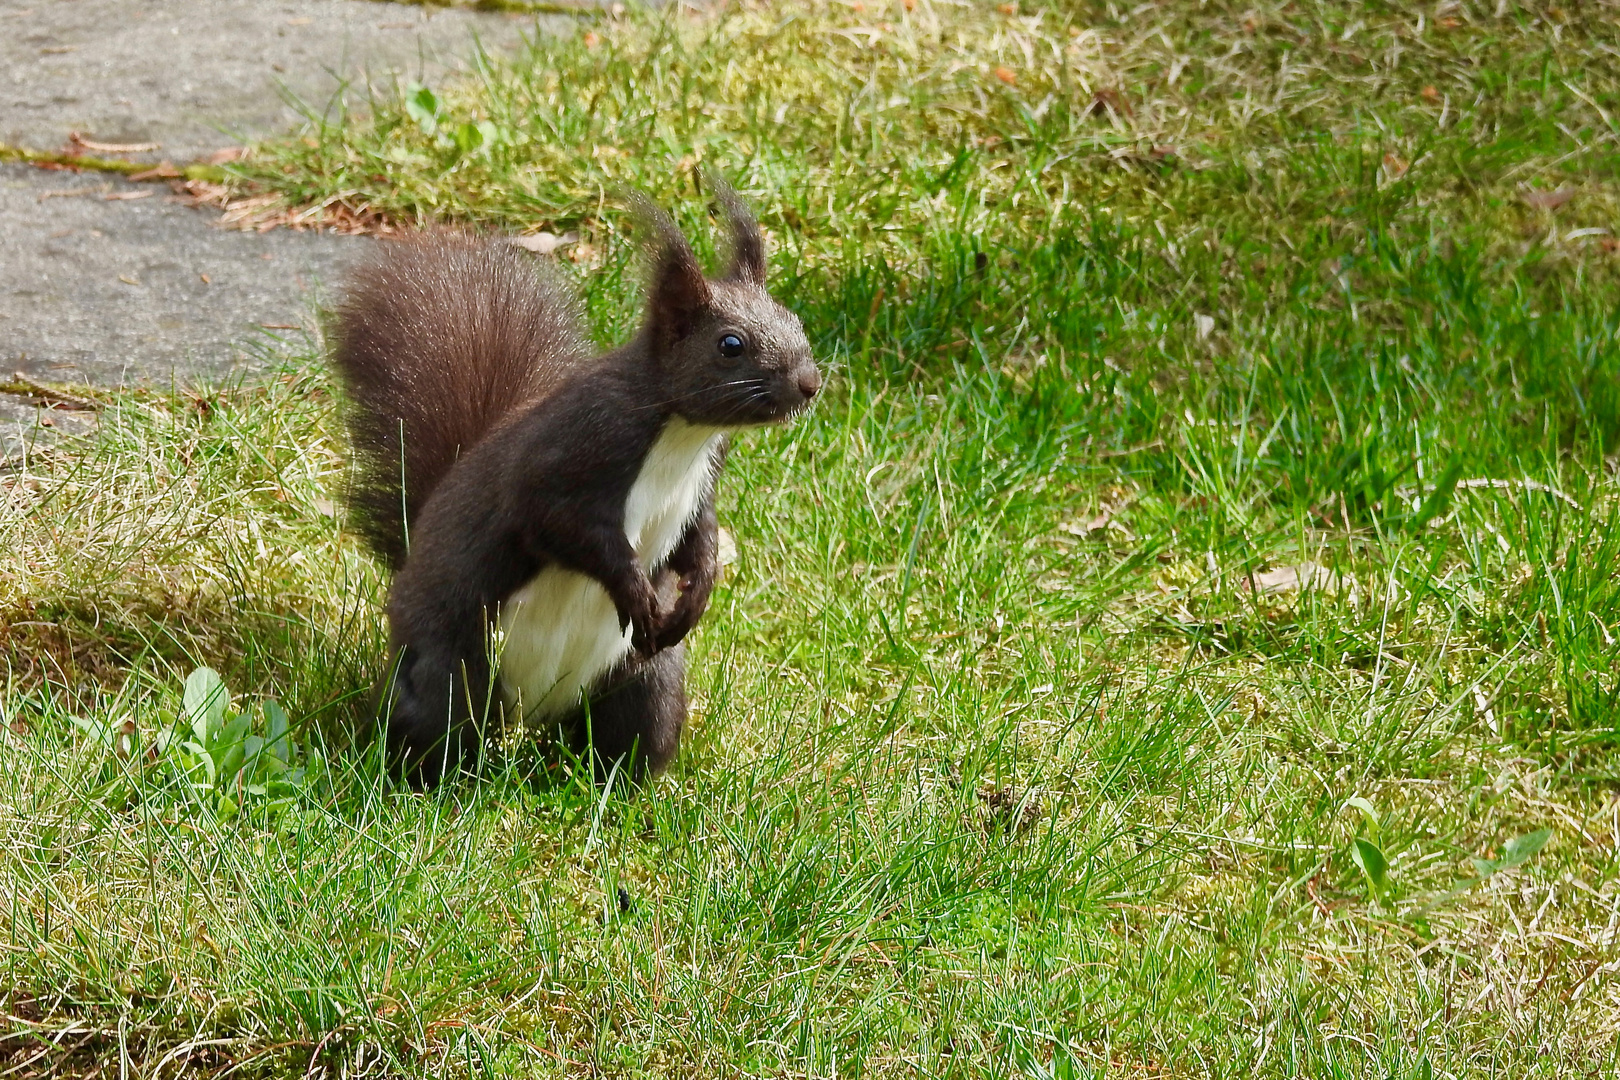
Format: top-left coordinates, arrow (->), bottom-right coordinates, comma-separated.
633,196 -> 712,343
704,170 -> 766,286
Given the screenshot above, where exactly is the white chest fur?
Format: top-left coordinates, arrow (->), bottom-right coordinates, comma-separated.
496,419 -> 722,722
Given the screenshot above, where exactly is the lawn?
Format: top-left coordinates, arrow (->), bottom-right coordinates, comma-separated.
5,0 -> 1620,1075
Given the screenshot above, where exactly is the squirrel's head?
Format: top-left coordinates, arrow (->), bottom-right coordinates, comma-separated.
637,181 -> 821,427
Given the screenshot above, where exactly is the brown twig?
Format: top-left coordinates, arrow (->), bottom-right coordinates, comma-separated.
0,373 -> 100,412
0,142 -> 229,184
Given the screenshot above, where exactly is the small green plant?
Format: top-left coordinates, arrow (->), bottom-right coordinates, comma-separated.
1344,795 -> 1555,920
402,81 -> 506,162
72,667 -> 323,820
403,82 -> 442,136
1411,827 -> 1556,924
1472,828 -> 1554,880
165,667 -> 321,819
1343,796 -> 1395,907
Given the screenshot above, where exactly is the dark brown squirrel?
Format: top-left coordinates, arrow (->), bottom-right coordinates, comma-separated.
330,180 -> 821,785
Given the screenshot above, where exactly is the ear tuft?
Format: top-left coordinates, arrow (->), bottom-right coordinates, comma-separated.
704,170 -> 767,286
630,193 -> 712,344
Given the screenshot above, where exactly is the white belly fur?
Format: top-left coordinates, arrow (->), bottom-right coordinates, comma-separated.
496,418 -> 722,722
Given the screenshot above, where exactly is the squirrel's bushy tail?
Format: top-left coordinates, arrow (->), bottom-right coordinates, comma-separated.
331,233 -> 590,569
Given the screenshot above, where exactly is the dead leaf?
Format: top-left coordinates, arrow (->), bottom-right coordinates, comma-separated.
114,717 -> 137,759
716,526 -> 738,567
206,146 -> 247,165
129,162 -> 181,181
1194,313 -> 1215,340
118,274 -> 139,286
1523,187 -> 1576,211
1420,85 -> 1440,101
170,178 -> 231,209
994,66 -> 1017,85
168,179 -> 396,236
509,231 -> 580,256
1059,505 -> 1134,539
103,189 -> 154,201
1088,88 -> 1134,118
996,3 -> 1016,13
1059,511 -> 1109,536
313,497 -> 337,517
1246,562 -> 1343,596
583,30 -> 600,49
286,16 -> 312,26
1382,153 -> 1409,180
977,783 -> 1043,835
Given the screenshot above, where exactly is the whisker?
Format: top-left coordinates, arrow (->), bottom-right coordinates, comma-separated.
720,386 -> 775,422
628,378 -> 769,414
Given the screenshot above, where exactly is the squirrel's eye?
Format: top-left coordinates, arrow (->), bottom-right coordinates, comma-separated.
718,333 -> 745,358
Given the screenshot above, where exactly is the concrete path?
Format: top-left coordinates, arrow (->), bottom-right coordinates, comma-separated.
2,163 -> 354,389
0,0 -> 562,457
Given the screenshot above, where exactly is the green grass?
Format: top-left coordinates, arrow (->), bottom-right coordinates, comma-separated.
7,0 -> 1620,1075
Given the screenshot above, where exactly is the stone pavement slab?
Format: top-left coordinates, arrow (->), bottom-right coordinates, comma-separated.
0,0 -> 562,458
3,0 -> 553,163
2,163 -> 358,388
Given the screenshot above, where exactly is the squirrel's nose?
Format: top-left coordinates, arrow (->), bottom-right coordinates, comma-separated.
797,368 -> 822,400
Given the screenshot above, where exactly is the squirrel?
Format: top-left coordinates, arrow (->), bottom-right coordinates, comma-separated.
330,180 -> 821,785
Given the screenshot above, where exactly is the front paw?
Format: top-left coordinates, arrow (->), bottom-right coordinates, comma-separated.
615,578 -> 663,657
653,573 -> 709,650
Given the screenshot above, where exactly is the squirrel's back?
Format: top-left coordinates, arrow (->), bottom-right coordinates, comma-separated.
331,233 -> 590,568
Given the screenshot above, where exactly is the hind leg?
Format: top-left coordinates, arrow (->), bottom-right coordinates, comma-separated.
381,644 -> 496,787
571,643 -> 687,780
